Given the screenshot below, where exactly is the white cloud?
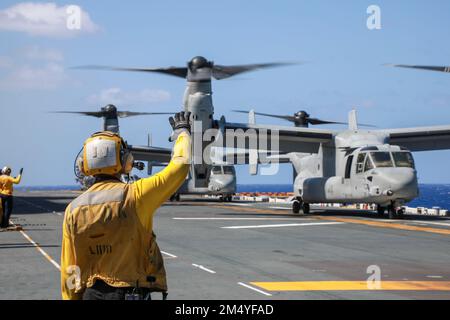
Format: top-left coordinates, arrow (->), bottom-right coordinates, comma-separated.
0,62 -> 67,90
0,46 -> 68,90
87,88 -> 171,106
21,45 -> 64,61
0,2 -> 99,37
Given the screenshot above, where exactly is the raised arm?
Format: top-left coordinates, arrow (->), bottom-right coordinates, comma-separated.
134,112 -> 191,231
11,168 -> 23,184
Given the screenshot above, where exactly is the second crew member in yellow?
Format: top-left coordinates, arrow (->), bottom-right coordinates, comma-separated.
61,111 -> 191,300
0,167 -> 23,229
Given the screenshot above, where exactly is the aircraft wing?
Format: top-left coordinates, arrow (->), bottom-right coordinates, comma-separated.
222,122 -> 335,154
129,145 -> 172,163
386,125 -> 450,152
210,147 -> 292,165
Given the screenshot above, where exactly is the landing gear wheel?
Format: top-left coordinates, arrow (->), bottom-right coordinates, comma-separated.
292,200 -> 301,214
302,203 -> 310,214
376,205 -> 385,217
396,208 -> 405,219
175,194 -> 181,202
219,196 -> 224,202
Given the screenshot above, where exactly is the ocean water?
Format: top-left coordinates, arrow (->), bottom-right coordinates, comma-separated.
17,184 -> 450,210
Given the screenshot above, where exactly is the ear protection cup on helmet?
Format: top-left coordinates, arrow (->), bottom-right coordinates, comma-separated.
82,131 -> 134,176
121,150 -> 134,174
77,156 -> 85,176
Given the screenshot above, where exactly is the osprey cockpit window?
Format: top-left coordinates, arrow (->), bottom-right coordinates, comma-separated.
345,155 -> 353,179
364,155 -> 374,172
392,152 -> 415,168
211,166 -> 222,174
356,153 -> 366,173
369,152 -> 394,168
223,166 -> 234,174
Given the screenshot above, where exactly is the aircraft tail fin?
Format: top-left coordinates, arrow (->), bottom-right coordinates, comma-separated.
248,109 -> 256,124
348,109 -> 358,131
147,133 -> 152,146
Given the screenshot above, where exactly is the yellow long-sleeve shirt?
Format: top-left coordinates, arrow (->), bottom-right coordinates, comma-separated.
133,131 -> 191,232
0,174 -> 22,196
61,131 -> 191,300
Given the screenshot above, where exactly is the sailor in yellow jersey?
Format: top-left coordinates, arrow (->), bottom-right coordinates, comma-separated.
0,166 -> 23,229
61,111 -> 191,300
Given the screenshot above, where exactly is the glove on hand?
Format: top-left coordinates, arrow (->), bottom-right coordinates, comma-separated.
169,111 -> 191,142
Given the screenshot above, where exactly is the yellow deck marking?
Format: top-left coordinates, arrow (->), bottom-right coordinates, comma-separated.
250,281 -> 450,291
212,205 -> 450,236
313,216 -> 450,236
9,220 -> 61,270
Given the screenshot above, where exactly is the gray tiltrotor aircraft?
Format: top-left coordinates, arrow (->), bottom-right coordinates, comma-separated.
78,57 -> 287,201
228,108 -> 450,219
75,59 -> 450,218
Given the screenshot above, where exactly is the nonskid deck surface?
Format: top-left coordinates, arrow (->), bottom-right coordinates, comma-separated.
1,191 -> 450,300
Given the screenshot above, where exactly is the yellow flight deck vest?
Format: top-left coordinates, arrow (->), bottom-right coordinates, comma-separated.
64,180 -> 167,293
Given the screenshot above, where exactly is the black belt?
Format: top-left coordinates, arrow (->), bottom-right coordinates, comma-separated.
89,280 -> 166,300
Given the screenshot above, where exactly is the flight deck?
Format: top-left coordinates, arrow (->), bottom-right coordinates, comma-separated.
1,190 -> 450,300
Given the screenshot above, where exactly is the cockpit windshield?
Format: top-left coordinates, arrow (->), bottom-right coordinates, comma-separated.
356,150 -> 415,173
369,152 -> 393,168
392,152 -> 415,168
364,156 -> 374,172
211,166 -> 222,174
223,166 -> 234,174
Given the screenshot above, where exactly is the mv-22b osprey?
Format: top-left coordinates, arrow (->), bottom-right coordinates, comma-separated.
77,57 -> 287,201
228,108 -> 450,219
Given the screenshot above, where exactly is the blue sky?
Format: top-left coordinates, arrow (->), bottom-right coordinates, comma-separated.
1,0 -> 450,185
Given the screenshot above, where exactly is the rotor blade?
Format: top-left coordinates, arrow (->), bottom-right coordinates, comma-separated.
309,118 -> 376,127
308,118 -> 347,125
50,111 -> 104,118
72,65 -> 188,78
233,110 -> 296,122
386,64 -> 450,73
213,62 -> 294,80
234,110 -> 376,127
117,111 -> 175,118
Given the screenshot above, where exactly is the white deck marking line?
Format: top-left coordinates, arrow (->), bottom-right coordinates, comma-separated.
225,203 -> 251,207
173,217 -> 314,221
161,251 -> 177,258
222,222 -> 345,229
269,206 -> 291,210
410,221 -> 450,227
238,282 -> 272,296
426,275 -> 443,279
11,220 -> 61,270
192,264 -> 216,274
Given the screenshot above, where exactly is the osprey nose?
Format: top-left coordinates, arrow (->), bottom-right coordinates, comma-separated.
381,168 -> 418,199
